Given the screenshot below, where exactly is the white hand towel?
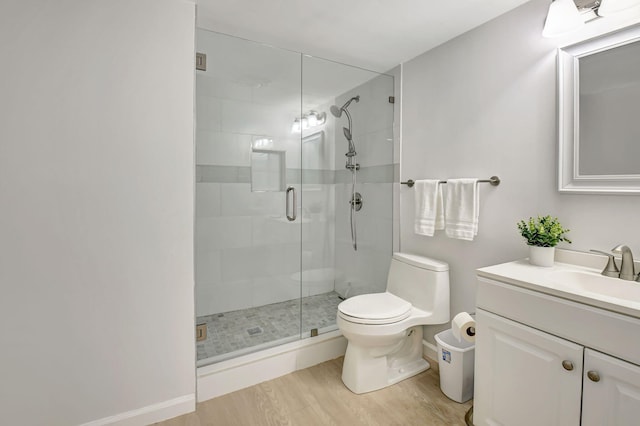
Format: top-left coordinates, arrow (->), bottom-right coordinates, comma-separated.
445,178 -> 479,241
414,179 -> 444,236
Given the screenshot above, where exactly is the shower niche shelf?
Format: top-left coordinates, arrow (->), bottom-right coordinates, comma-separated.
251,148 -> 286,192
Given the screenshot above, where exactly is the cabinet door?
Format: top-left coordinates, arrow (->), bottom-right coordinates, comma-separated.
582,348 -> 640,426
474,309 -> 583,426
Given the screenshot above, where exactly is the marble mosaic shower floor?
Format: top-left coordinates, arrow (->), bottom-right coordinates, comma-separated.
196,291 -> 343,363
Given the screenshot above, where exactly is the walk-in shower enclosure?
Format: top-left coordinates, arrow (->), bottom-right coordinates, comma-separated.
195,30 -> 395,366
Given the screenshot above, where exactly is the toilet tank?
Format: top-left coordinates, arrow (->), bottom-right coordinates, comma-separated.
386,253 -> 450,324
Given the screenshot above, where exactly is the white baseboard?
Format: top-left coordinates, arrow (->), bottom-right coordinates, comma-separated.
197,330 -> 347,402
80,394 -> 195,426
423,339 -> 438,363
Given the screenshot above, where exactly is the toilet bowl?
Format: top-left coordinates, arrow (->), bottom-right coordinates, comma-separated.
337,253 -> 450,394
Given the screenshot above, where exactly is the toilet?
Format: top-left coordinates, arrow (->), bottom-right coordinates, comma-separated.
336,252 -> 450,394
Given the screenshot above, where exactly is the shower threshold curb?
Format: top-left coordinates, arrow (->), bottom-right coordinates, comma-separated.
196,330 -> 346,402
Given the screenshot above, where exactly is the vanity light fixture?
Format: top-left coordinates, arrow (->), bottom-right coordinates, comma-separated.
598,0 -> 640,16
291,110 -> 326,133
542,0 -> 584,38
543,0 -> 640,37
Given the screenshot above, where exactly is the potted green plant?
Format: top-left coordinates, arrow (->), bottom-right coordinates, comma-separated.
517,215 -> 571,267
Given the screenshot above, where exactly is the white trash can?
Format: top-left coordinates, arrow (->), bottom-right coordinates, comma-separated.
435,329 -> 475,403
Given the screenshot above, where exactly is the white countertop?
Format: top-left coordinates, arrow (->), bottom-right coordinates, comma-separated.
477,249 -> 640,319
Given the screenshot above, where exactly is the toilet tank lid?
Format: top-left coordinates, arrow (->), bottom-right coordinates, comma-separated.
393,253 -> 449,271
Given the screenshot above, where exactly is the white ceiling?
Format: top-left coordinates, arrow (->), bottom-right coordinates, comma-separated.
196,0 -> 533,72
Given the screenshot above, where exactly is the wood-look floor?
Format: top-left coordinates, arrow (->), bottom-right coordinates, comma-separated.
156,357 -> 472,426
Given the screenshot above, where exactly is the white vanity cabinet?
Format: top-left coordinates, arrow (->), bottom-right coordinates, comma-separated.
474,309 -> 583,426
473,267 -> 640,426
582,349 -> 640,426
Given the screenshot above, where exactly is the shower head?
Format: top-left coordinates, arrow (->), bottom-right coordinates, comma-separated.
330,95 -> 360,118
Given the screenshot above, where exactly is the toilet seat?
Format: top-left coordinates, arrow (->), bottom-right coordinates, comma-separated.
338,292 -> 412,324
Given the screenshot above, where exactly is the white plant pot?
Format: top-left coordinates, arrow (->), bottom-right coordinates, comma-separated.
529,245 -> 555,267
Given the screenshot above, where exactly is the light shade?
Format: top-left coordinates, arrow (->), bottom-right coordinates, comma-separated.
307,113 -> 318,127
542,0 -> 584,38
291,118 -> 301,133
598,0 -> 640,16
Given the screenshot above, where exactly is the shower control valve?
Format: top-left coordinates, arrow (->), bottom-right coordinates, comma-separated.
350,192 -> 363,211
345,162 -> 360,171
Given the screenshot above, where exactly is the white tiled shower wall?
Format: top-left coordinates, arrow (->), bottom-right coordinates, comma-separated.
333,72 -> 396,298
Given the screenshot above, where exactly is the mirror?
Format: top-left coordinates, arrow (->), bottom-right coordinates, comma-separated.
558,25 -> 640,193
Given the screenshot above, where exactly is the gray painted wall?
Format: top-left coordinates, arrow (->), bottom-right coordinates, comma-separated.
400,0 -> 640,344
0,1 -> 196,424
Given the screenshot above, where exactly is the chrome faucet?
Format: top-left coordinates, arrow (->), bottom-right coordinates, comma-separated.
612,245 -> 636,281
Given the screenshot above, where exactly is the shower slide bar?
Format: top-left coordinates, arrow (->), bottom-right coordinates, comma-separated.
400,176 -> 501,188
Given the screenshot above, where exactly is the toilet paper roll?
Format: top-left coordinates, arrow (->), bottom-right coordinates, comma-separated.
452,312 -> 476,343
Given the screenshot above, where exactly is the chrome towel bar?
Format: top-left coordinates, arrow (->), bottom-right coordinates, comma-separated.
401,176 -> 500,188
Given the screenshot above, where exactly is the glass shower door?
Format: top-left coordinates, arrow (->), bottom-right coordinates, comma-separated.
194,30 -> 396,365
194,30 -> 303,366
300,56 -> 395,339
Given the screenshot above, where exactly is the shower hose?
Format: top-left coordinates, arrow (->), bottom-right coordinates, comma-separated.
350,162 -> 357,251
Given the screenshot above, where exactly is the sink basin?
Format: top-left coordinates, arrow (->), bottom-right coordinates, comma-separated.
551,270 -> 640,302
477,250 -> 640,319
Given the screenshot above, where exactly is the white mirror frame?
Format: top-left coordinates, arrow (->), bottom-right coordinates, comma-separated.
558,25 -> 640,194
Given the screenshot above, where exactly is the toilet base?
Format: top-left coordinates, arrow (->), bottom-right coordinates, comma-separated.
388,356 -> 430,387
341,326 -> 429,394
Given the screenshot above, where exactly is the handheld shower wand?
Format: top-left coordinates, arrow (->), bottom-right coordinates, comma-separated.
330,95 -> 361,251
343,127 -> 356,157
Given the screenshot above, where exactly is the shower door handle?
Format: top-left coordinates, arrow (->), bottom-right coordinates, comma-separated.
286,186 -> 296,221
